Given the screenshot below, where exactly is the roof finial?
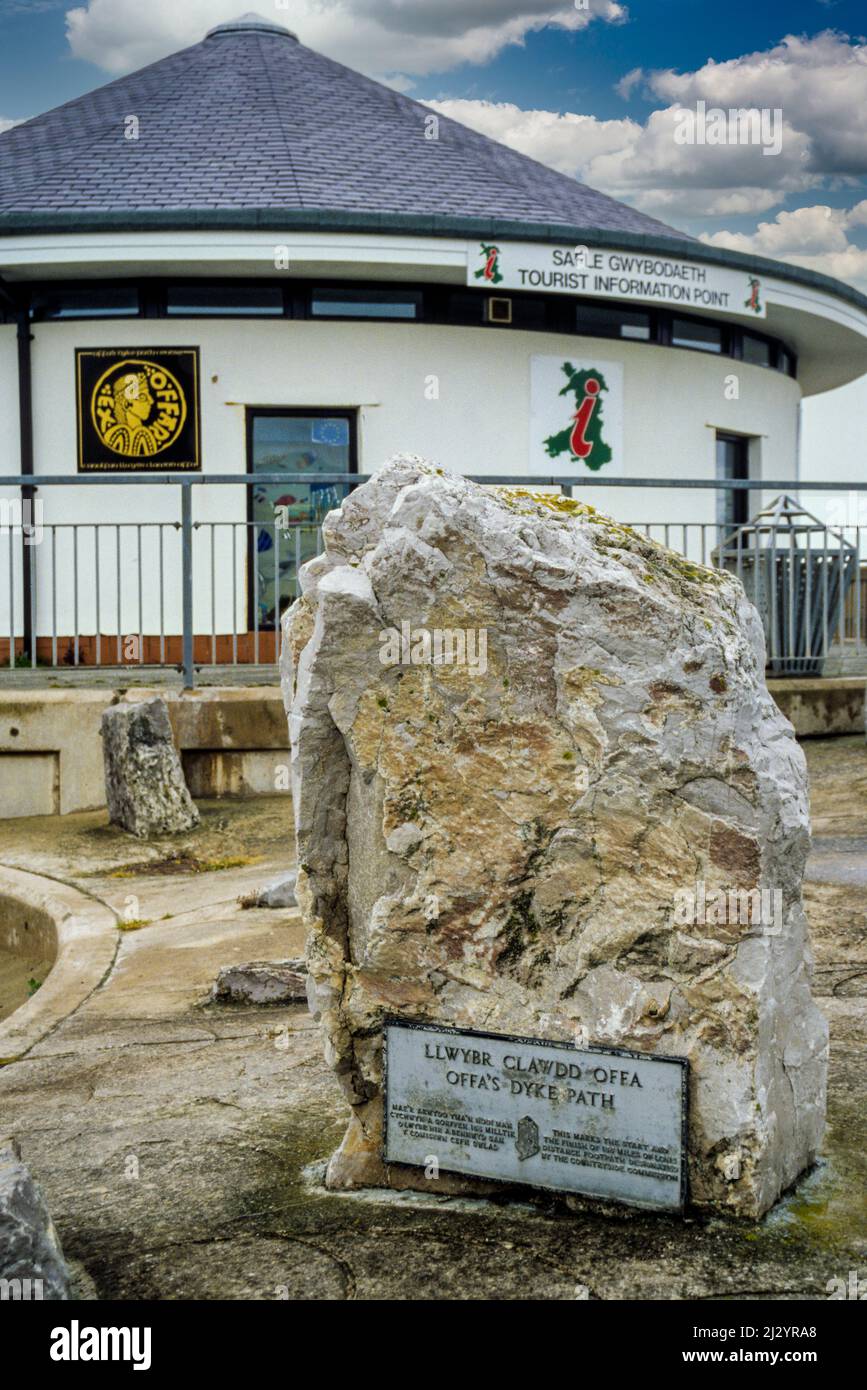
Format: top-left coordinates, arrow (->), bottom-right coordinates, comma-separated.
206,13 -> 298,41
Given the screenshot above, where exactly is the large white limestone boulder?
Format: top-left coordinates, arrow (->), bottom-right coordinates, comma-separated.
282,457 -> 827,1218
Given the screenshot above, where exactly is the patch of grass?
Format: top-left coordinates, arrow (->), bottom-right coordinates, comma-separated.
204,855 -> 262,873
108,852 -> 264,880
118,918 -> 151,932
27,977 -> 42,995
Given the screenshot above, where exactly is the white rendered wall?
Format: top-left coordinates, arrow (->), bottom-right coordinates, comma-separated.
800,373 -> 867,531
8,316 -> 800,637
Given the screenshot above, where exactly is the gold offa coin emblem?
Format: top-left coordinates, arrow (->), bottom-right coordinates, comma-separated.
91,358 -> 187,458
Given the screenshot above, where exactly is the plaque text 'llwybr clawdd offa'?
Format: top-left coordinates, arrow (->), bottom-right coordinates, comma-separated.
384,1020 -> 689,1213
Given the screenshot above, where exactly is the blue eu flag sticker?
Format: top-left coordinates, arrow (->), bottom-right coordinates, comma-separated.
311,419 -> 349,447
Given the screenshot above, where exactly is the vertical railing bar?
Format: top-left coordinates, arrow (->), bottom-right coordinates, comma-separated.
7,524 -> 13,669
73,526 -> 79,667
768,524 -> 778,672
116,525 -> 122,665
252,521 -> 258,668
822,526 -> 829,662
50,525 -> 57,667
29,518 -> 36,669
856,526 -> 863,654
210,523 -> 216,666
95,525 -> 101,668
850,525 -> 855,644
159,525 -> 165,666
181,483 -> 195,688
788,523 -> 796,670
805,527 -> 812,661
271,519 -> 279,667
137,523 -> 143,664
232,522 -> 238,666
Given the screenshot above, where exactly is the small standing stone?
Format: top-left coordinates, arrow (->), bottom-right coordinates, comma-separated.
101,697 -> 199,838
0,1138 -> 70,1300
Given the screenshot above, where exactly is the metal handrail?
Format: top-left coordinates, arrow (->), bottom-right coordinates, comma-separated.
2,473 -> 866,687
3,474 -> 867,490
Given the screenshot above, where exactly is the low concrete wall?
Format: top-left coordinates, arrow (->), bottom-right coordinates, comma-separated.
0,679 -> 862,819
767,677 -> 866,738
0,893 -> 56,1023
0,868 -> 118,1058
0,687 -> 288,818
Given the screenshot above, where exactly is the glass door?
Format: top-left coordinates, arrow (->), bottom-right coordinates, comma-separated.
715,432 -> 750,534
248,409 -> 356,629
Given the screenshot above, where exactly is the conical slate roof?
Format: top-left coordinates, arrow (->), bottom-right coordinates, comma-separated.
0,13 -> 691,241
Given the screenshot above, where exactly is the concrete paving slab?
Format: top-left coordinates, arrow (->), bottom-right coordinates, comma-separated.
0,744 -> 863,1299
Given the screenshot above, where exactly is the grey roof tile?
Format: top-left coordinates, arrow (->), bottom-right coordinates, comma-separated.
0,14 -> 692,241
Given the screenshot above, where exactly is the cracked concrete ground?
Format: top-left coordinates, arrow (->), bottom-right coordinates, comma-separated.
0,739 -> 865,1301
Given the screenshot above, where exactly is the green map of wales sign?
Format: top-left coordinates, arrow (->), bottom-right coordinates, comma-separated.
530,356 -> 624,476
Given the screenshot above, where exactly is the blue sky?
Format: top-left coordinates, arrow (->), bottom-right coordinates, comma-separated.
2,0 -> 864,122
2,0 -> 866,286
431,0 -> 867,116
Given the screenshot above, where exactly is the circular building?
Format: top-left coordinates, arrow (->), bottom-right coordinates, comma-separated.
1,12 -> 866,663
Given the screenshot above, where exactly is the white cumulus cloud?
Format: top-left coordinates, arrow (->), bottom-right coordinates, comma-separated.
424,98 -> 637,178
701,202 -> 867,291
424,32 -> 867,238
423,96 -> 816,220
64,0 -> 628,79
646,30 -> 867,178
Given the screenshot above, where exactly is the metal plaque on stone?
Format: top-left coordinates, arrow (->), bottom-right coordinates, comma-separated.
383,1019 -> 688,1213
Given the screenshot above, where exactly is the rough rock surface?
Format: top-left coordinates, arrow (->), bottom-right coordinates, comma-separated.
256,871 -> 298,909
211,959 -> 307,1005
101,698 -> 199,838
282,457 -> 828,1218
0,1138 -> 70,1299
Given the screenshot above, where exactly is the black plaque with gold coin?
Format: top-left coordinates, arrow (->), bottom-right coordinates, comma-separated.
76,347 -> 201,471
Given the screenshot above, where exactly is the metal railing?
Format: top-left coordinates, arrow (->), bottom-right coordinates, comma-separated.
1,473 -> 866,686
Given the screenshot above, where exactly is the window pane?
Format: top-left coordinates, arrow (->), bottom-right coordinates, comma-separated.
166,285 -> 283,316
672,318 -> 722,353
447,292 -> 485,325
250,414 -> 353,629
742,333 -> 772,367
508,297 -> 547,330
311,289 -> 420,319
577,304 -> 651,340
31,287 -> 139,319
